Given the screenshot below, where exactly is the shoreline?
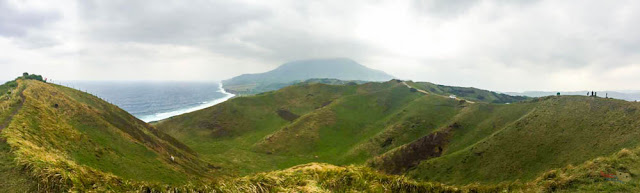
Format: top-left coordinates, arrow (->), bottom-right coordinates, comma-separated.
140,82 -> 235,122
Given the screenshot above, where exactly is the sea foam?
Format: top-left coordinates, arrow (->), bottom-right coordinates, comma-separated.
140,82 -> 235,122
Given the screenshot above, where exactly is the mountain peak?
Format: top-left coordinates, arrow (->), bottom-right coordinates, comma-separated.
278,58 -> 358,67
223,58 -> 394,95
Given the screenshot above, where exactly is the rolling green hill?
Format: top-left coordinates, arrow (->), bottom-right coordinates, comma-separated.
0,77 -> 528,192
222,58 -> 394,95
408,95 -> 640,184
4,75 -> 640,192
156,79 -> 640,192
0,78 -> 217,191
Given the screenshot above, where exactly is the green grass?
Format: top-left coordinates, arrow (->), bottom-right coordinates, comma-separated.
157,80 -> 533,178
158,80 -> 640,189
157,81 -> 434,174
409,96 -> 640,184
0,139 -> 37,192
0,80 -> 18,98
406,81 -> 528,103
155,82 -> 361,174
0,79 -> 217,191
4,77 -> 640,192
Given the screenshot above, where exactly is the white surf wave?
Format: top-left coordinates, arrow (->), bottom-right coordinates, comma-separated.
140,82 -> 235,122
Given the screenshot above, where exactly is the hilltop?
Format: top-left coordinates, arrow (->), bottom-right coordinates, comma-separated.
222,58 -> 393,95
507,90 -> 640,102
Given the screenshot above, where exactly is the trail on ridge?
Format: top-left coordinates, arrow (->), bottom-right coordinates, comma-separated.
0,87 -> 25,131
401,81 -> 475,103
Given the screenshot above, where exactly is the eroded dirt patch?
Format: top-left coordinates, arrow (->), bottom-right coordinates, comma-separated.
369,123 -> 459,174
277,109 -> 300,122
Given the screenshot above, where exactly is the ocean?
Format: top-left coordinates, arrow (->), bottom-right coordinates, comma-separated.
59,81 -> 234,122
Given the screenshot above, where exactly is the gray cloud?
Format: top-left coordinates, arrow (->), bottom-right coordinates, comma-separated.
1,0 -> 640,92
412,0 -> 481,18
78,0 -> 269,44
0,1 -> 59,37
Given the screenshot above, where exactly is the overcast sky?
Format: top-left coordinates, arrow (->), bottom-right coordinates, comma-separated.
1,0 -> 639,92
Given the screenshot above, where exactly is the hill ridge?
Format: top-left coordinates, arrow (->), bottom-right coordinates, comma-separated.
0,78 -> 218,191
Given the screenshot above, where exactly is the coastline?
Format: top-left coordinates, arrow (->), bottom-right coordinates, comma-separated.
141,82 -> 235,122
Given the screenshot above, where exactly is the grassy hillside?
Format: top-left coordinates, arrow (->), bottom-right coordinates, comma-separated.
225,145 -> 640,192
409,96 -> 640,184
157,80 -> 529,174
158,80 -> 446,174
223,58 -> 393,95
157,79 -> 640,190
0,78 -> 217,191
4,76 -> 640,192
155,82 -> 361,174
0,138 -> 37,192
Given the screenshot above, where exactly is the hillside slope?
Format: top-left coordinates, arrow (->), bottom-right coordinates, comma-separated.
157,79 -> 640,188
408,95 -> 640,184
0,78 -> 217,191
222,58 -> 393,95
228,146 -> 640,192
156,81 -> 515,171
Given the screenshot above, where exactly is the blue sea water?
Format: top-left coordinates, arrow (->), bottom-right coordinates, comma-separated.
59,81 -> 234,122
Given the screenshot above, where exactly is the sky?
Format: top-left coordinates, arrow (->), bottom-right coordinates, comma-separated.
1,0 -> 639,92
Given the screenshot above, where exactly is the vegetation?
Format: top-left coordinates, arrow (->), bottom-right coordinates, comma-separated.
222,58 -> 393,95
0,80 -> 17,97
2,76 -> 640,192
21,72 -> 45,82
231,148 -> 640,192
409,96 -> 640,185
157,80 -> 535,177
406,81 -> 528,103
158,79 -> 640,191
0,79 -> 217,191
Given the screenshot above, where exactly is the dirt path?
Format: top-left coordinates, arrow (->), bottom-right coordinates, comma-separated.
401,82 -> 430,95
401,81 -> 475,104
0,87 -> 25,131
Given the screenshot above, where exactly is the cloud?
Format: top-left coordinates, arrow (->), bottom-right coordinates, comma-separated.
0,0 -> 60,37
77,0 -> 269,44
1,0 -> 640,91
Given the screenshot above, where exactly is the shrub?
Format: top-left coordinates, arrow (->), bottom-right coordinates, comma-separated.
21,73 -> 45,82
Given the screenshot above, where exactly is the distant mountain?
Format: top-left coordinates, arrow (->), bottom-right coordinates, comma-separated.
222,58 -> 394,95
506,90 -> 640,102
